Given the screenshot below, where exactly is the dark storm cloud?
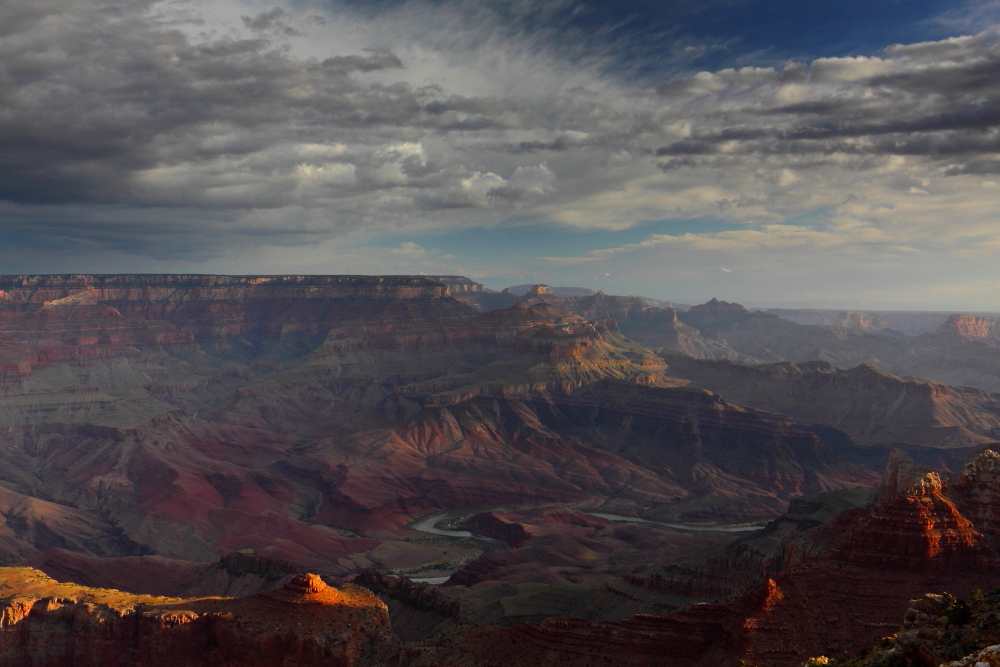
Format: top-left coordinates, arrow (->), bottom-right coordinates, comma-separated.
3,0 -> 1000,272
0,0 -> 539,214
652,33 -> 1000,172
242,8 -> 304,35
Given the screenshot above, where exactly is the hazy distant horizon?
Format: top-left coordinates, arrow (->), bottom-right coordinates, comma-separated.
0,269 -> 996,313
476,280 -> 1000,314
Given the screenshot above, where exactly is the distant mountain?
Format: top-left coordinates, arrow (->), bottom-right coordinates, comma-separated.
663,355 -> 1000,449
498,284 -> 690,309
504,284 -> 598,297
765,308 -> 1000,335
636,295 -> 691,310
632,299 -> 1000,393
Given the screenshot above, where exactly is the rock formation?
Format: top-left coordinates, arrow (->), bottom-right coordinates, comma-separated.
938,313 -> 1000,344
448,448 -> 998,667
663,355 -> 1000,449
5,448 -> 1000,666
766,309 -> 893,332
0,275 -> 882,593
4,274 -> 1000,667
838,588 -> 1000,667
0,568 -> 395,667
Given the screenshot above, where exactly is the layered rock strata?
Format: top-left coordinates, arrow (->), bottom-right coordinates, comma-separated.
0,568 -> 395,667
663,355 -> 1000,448
425,449 -> 1000,667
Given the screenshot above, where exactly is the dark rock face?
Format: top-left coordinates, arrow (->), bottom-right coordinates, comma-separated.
409,450 -> 1000,667
23,548 -> 300,598
677,297 -> 753,331
663,355 -> 1000,449
841,588 -> 1000,667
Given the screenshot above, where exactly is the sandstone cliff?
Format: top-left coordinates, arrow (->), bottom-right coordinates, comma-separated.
938,313 -> 1000,344
0,569 -> 396,667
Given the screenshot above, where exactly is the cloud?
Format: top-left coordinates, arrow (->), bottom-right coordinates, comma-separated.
0,0 -> 999,304
242,8 -> 305,36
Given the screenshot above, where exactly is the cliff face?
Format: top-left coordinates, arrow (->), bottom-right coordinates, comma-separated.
664,355 -> 1000,448
0,274 -> 452,301
938,313 -> 1000,343
725,449 -> 1000,665
835,471 -> 981,571
0,281 -> 583,574
0,277 -> 881,576
0,569 -> 395,667
5,451 -> 1000,667
446,449 -> 1000,667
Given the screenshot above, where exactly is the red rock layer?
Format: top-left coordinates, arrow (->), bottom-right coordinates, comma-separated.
938,313 -> 1000,344
0,568 -> 395,667
411,450 -> 1000,666
834,472 -> 982,571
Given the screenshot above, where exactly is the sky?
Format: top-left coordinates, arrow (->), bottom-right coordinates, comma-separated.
1,0 -> 1000,309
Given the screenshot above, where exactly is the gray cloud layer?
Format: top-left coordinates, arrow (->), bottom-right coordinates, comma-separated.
0,0 -> 999,305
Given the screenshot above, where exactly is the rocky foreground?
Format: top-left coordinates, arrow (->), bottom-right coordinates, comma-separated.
2,448 -> 1000,666
0,570 -> 394,667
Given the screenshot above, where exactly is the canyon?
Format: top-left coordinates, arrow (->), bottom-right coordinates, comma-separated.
0,274 -> 999,665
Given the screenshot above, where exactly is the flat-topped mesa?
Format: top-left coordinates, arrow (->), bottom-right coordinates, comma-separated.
411,276 -> 485,293
0,567 -> 394,667
938,313 -> 1000,342
0,274 -> 454,303
835,310 -> 891,331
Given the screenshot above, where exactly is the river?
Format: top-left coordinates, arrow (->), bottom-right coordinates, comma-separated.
403,508 -> 762,583
408,509 -> 764,539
